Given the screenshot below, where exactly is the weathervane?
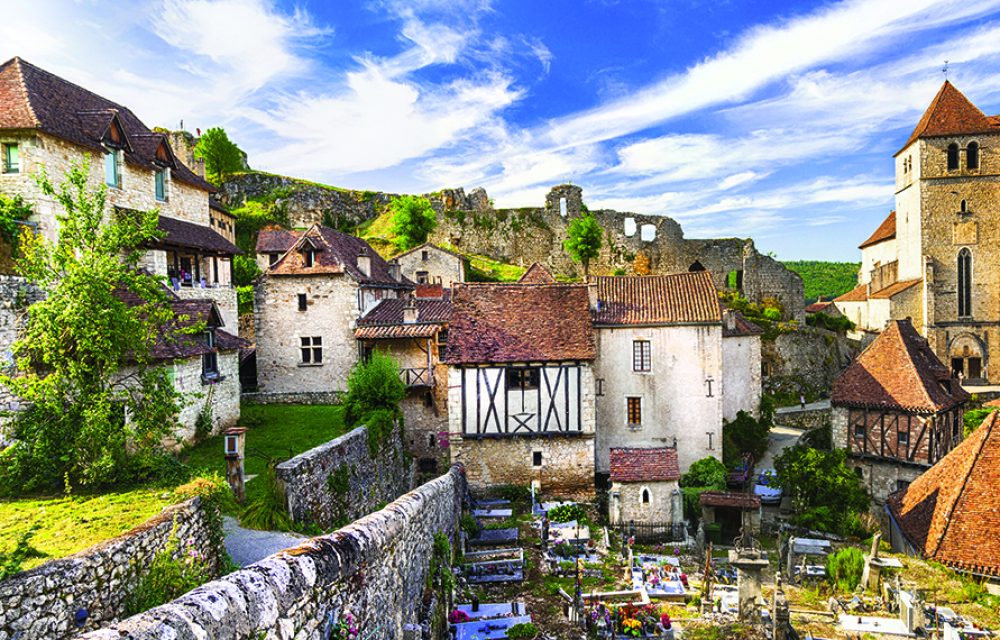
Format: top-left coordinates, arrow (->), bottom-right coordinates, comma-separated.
943,60 -> 950,79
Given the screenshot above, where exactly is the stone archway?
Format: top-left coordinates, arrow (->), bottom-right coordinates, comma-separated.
948,332 -> 987,382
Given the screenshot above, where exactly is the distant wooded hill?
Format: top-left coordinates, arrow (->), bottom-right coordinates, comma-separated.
782,261 -> 860,304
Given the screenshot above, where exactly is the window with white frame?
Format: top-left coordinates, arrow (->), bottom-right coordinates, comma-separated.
632,340 -> 651,372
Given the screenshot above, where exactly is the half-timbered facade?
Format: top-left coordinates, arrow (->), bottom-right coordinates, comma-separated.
355,284 -> 452,473
445,283 -> 597,497
832,319 -> 968,505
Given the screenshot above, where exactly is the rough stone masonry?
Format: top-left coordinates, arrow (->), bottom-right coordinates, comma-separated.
80,466 -> 466,640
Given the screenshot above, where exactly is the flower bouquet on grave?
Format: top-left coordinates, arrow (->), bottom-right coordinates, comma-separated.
329,611 -> 359,640
448,609 -> 470,624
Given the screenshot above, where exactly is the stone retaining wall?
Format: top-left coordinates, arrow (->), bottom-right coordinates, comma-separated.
80,466 -> 467,640
276,423 -> 414,529
0,498 -> 217,640
241,390 -> 343,405
774,407 -> 831,432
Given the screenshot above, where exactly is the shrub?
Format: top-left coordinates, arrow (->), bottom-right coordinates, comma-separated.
0,526 -> 40,580
679,457 -> 727,489
240,460 -> 294,531
460,513 -> 481,539
507,622 -> 539,639
342,352 -> 406,428
125,533 -> 213,615
774,445 -> 869,535
548,503 -> 587,523
236,284 -> 254,315
232,254 -> 261,287
964,407 -> 994,437
826,547 -> 864,592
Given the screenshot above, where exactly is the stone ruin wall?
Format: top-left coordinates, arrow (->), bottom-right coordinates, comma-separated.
217,176 -> 805,319
0,498 -> 218,640
763,327 -> 860,398
275,423 -> 414,530
81,466 -> 467,640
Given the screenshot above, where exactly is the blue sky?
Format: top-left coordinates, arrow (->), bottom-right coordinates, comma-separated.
6,1 -> 1000,260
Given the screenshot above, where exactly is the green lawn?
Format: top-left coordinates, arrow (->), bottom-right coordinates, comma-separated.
0,488 -> 175,571
181,403 -> 347,503
0,403 -> 348,568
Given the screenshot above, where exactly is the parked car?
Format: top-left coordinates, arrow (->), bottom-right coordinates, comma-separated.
753,469 -> 782,505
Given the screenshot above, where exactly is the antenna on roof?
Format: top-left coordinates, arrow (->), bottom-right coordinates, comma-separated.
942,60 -> 949,80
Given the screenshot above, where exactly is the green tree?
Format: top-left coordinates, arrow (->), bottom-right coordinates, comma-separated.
773,445 -> 869,535
388,195 -> 437,250
342,351 -> 406,427
233,254 -> 261,287
0,163 -> 183,494
680,456 -> 728,489
722,410 -> 771,467
193,127 -> 245,185
564,212 -> 603,279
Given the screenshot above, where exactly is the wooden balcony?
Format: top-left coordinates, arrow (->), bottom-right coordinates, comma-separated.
400,367 -> 433,387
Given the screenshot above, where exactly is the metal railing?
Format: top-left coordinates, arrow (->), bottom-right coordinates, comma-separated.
615,521 -> 687,543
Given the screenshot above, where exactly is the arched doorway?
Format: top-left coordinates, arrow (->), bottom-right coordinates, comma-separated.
949,333 -> 986,382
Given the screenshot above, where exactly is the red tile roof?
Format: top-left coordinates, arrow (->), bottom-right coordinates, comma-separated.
415,283 -> 445,299
445,283 -> 596,364
897,81 -> 1000,155
832,319 -> 968,413
699,491 -> 760,509
834,284 -> 868,303
870,279 -> 920,299
261,225 -> 411,287
594,272 -> 722,326
518,263 -> 556,284
859,211 -> 896,249
356,297 -> 451,334
723,310 -> 764,338
887,411 -> 1000,576
805,300 -> 834,314
609,447 -> 680,483
0,57 -> 213,192
152,299 -> 244,360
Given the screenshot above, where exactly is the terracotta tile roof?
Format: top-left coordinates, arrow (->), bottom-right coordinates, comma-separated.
832,319 -> 968,413
415,283 -> 446,299
834,284 -> 868,303
263,225 -> 411,287
594,272 -> 722,326
518,263 -> 556,284
609,447 -> 680,483
723,310 -> 764,338
805,300 -> 834,314
887,412 -> 1000,576
357,297 -> 451,326
445,283 -> 595,364
984,398 -> 1000,408
699,491 -> 760,509
0,57 -> 213,192
156,215 -> 241,255
897,81 -> 1000,155
870,279 -> 921,299
354,324 -> 439,340
859,211 -> 896,249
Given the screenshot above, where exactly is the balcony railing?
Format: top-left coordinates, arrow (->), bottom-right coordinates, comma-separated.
400,367 -> 432,387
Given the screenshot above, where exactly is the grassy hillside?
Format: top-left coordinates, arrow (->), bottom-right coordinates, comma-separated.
782,260 -> 860,303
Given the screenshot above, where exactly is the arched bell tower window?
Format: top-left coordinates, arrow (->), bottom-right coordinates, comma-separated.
958,248 -> 972,318
947,143 -> 960,171
967,142 -> 980,170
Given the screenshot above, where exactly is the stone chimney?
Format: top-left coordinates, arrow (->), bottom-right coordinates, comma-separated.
725,309 -> 736,332
403,300 -> 419,324
388,258 -> 401,282
588,281 -> 600,312
357,248 -> 371,278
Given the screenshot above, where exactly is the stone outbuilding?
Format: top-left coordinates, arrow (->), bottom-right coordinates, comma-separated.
700,491 -> 761,542
445,282 -> 597,497
394,242 -> 465,287
608,446 -> 683,526
831,318 -> 967,505
886,410 -> 1000,594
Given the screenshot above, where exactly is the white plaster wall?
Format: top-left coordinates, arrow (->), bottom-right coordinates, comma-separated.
859,239 -> 898,286
895,141 -> 924,281
593,325 -> 724,476
255,274 -> 360,394
722,335 -> 762,422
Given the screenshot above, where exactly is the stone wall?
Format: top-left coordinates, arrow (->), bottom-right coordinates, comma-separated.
763,328 -> 859,397
80,466 -> 467,640
241,390 -> 343,405
0,275 -> 42,411
174,285 -> 239,335
452,435 -> 596,498
170,352 -> 241,443
395,244 -> 465,287
275,423 -> 413,529
0,498 -> 217,640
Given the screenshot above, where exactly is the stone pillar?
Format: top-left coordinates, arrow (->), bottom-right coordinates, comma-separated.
861,533 -> 882,592
730,550 -> 769,622
772,577 -> 790,640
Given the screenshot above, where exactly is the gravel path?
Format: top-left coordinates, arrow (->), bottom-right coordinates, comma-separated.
222,516 -> 308,567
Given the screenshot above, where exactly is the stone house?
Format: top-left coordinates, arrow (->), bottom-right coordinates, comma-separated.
591,272 -> 762,479
886,410 -> 1000,594
355,283 -> 451,473
608,447 -> 683,526
394,242 -> 465,286
836,80 -> 1000,384
831,319 -> 967,506
0,57 -> 241,439
254,224 -> 412,397
804,298 -> 842,318
445,282 -> 597,497
519,262 -> 557,284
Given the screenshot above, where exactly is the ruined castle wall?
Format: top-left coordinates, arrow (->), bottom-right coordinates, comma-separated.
80,467 -> 466,640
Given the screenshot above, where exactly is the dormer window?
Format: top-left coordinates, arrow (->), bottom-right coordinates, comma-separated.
269,253 -> 279,266
2,143 -> 19,174
967,142 -> 980,170
947,143 -> 960,171
104,150 -> 121,188
304,250 -> 315,268
155,169 -> 168,202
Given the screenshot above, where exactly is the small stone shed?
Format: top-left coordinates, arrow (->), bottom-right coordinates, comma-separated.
608,447 -> 683,525
700,491 -> 761,543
